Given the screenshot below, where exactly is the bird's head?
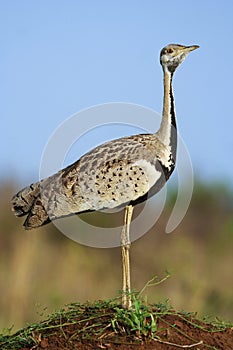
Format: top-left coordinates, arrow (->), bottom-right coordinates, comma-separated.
160,44 -> 199,74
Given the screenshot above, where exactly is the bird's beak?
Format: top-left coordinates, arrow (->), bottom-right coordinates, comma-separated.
184,45 -> 200,53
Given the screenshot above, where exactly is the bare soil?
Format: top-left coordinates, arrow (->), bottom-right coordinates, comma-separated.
1,301 -> 232,350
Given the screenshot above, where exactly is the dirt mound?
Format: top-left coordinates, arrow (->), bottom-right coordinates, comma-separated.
1,301 -> 232,350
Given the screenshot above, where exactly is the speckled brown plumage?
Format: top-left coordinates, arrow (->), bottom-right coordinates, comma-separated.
12,133 -> 174,229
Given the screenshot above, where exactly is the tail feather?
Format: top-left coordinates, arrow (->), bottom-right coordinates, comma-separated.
11,182 -> 50,229
11,182 -> 40,217
23,197 -> 51,230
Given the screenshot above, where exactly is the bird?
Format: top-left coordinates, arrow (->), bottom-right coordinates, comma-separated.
12,44 -> 199,309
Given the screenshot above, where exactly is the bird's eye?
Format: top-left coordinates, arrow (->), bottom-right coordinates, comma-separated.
167,48 -> 173,54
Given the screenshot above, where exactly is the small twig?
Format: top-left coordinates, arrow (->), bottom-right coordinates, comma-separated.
139,272 -> 171,296
158,316 -> 202,343
155,338 -> 203,348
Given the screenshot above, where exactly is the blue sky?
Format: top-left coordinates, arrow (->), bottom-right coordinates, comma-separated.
1,1 -> 233,188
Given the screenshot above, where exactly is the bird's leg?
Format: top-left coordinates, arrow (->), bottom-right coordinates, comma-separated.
121,204 -> 134,309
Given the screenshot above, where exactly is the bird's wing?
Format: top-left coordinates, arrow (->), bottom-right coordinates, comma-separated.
12,134 -> 168,229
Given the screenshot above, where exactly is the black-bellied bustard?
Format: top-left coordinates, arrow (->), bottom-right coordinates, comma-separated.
12,44 -> 199,308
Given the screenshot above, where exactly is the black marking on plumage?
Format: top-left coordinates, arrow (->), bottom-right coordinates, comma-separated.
130,157 -> 175,207
13,204 -> 27,217
167,54 -> 186,74
169,76 -> 177,164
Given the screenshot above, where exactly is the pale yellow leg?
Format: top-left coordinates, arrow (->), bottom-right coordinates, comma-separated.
121,205 -> 134,309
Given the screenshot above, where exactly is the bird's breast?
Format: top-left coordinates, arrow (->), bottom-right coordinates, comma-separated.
132,159 -> 161,188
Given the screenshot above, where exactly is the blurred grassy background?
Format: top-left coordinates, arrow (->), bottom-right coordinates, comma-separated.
0,180 -> 232,331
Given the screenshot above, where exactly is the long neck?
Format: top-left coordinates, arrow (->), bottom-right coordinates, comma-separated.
157,67 -> 177,161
